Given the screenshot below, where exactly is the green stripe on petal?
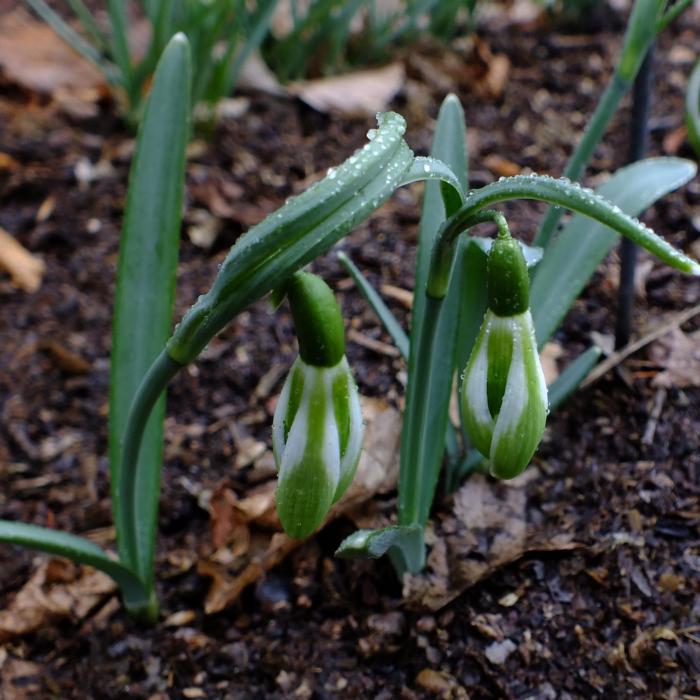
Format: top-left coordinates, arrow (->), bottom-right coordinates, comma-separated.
486,315 -> 514,417
334,358 -> 364,502
460,314 -> 495,457
275,364 -> 340,538
489,311 -> 547,479
332,363 -> 351,454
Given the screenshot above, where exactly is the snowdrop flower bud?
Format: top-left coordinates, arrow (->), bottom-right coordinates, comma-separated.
272,272 -> 363,538
460,235 -> 548,479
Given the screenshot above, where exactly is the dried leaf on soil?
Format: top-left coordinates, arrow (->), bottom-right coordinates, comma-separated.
651,327 -> 700,388
290,63 -> 405,117
0,227 -> 45,293
403,473 -> 579,610
0,10 -> 103,94
0,558 -> 116,641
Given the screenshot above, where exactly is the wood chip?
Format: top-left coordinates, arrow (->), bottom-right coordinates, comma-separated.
347,328 -> 400,357
0,227 -> 45,293
380,283 -> 413,309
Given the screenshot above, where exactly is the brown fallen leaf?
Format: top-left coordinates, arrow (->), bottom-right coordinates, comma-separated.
41,340 -> 91,374
473,37 -> 510,99
402,473 -> 580,610
0,227 -> 45,293
663,125 -> 688,155
198,398 -> 401,613
290,63 -> 405,117
0,558 -> 116,641
0,9 -> 103,94
651,327 -> 700,389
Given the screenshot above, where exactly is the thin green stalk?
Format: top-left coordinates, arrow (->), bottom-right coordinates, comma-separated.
65,0 -> 109,50
657,0 -> 692,31
397,294 -> 443,531
534,0 -> 665,248
117,351 -> 182,575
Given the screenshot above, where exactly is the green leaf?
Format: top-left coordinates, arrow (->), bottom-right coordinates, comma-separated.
398,94 -> 469,555
686,57 -> 700,158
618,0 -> 665,82
0,520 -> 154,619
106,0 -> 133,94
530,158 -> 697,345
24,0 -> 120,84
166,111 -> 417,365
109,35 -> 191,582
547,345 -> 603,411
335,525 -> 424,572
534,0 -> 665,249
336,251 -> 409,360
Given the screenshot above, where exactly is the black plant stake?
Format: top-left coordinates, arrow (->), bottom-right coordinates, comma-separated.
616,45 -> 655,347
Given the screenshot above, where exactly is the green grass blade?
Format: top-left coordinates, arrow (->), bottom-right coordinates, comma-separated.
548,346 -> 602,411
686,57 -> 700,158
531,158 -> 697,345
336,251 -> 409,359
0,520 -> 153,618
24,0 -> 120,84
65,0 -> 109,50
107,0 -> 134,93
398,94 -> 468,544
109,34 -> 191,583
216,0 -> 277,99
534,0 -> 665,248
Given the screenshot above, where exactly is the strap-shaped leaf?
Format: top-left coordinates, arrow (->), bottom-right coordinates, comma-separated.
530,158 -> 697,345
534,0 -> 666,248
109,35 -> 191,581
396,95 -> 468,566
0,520 -> 153,619
166,111 -> 463,365
335,525 -> 424,572
687,57 -> 700,158
25,0 -> 120,83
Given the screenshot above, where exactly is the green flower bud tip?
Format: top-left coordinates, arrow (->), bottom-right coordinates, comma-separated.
272,356 -> 364,539
461,308 -> 548,479
487,236 -> 530,317
287,272 -> 345,367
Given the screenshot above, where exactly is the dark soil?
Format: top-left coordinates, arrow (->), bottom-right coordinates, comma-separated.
1,7 -> 700,700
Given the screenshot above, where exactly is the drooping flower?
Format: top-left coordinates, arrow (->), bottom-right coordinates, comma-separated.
272,272 -> 363,538
461,235 -> 548,479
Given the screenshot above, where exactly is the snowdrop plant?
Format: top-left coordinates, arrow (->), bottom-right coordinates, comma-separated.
0,0 -> 698,621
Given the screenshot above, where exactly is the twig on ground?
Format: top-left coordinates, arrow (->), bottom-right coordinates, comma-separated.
581,302 -> 700,388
